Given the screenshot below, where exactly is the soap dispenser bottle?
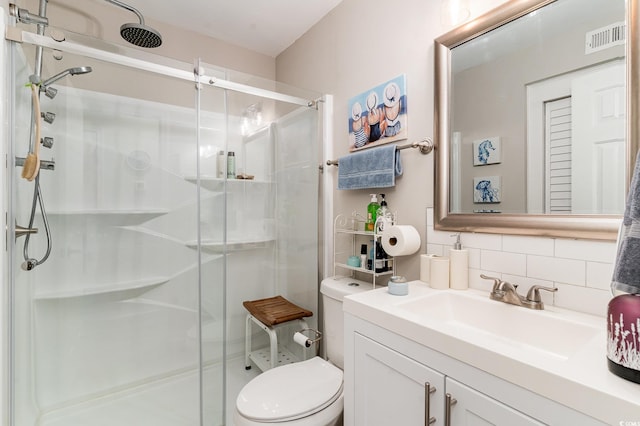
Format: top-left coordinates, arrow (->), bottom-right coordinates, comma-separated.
376,194 -> 393,233
365,194 -> 379,232
449,233 -> 469,290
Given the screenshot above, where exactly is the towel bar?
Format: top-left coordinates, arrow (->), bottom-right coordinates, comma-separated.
326,137 -> 433,166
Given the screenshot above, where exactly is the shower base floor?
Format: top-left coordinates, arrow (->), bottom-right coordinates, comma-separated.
39,356 -> 259,426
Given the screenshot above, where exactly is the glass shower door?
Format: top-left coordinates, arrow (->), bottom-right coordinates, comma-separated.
9,41 -> 223,425
198,63 -> 321,424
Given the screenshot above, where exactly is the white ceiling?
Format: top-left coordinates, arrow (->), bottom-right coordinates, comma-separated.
125,0 -> 344,57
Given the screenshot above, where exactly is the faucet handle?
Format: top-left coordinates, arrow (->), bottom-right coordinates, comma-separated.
480,274 -> 502,291
525,285 -> 558,303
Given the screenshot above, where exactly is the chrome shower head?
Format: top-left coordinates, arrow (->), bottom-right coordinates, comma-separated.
104,0 -> 163,48
39,66 -> 92,98
120,23 -> 162,48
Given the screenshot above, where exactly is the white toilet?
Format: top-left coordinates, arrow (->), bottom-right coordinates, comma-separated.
234,276 -> 373,425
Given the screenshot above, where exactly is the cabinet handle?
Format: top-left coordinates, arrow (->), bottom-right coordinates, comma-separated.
444,393 -> 458,426
425,382 -> 436,425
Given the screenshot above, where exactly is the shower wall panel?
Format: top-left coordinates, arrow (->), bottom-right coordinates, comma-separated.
11,58 -> 223,423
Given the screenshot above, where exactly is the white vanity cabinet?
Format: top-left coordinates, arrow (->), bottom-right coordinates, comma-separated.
444,378 -> 543,426
344,314 -> 606,426
353,333 -> 445,425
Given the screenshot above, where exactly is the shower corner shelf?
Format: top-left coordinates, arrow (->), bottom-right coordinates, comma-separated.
48,209 -> 170,226
34,276 -> 169,301
186,238 -> 275,253
183,175 -> 273,191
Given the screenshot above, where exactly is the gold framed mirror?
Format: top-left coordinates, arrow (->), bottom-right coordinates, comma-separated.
434,0 -> 639,240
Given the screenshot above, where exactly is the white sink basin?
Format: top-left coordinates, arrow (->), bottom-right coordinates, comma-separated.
396,291 -> 600,360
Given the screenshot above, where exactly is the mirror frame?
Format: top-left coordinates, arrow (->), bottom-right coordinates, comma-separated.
434,0 -> 639,240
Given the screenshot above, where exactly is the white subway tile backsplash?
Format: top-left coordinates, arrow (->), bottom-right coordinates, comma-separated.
503,235 -> 553,256
426,209 -> 615,317
527,255 -> 586,286
426,244 -> 445,256
553,282 -> 611,317
467,247 -> 481,269
427,227 -> 458,245
501,274 -> 554,289
481,250 -> 526,276
554,238 -> 617,263
461,232 -> 502,251
586,262 -> 614,290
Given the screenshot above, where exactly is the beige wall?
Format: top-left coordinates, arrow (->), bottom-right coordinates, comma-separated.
16,1 -> 280,122
21,0 -> 275,79
277,0 -> 511,280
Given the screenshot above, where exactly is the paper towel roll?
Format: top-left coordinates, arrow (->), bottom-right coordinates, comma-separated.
430,257 -> 450,289
381,225 -> 421,256
420,254 -> 437,283
293,331 -> 311,348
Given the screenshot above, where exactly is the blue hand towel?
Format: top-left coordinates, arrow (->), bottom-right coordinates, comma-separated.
337,144 -> 402,190
612,151 -> 640,294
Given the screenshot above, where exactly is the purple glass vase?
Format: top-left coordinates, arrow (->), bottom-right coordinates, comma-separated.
607,294 -> 640,384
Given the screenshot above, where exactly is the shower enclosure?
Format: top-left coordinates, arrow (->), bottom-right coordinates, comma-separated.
4,15 -> 322,426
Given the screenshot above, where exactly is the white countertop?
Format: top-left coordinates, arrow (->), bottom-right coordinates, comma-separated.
343,281 -> 640,425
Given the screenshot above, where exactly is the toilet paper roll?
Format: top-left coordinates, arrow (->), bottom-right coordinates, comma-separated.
381,225 -> 421,256
293,331 -> 311,348
420,254 -> 438,283
430,257 -> 450,289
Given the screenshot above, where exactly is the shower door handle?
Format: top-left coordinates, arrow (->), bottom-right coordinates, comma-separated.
15,223 -> 38,240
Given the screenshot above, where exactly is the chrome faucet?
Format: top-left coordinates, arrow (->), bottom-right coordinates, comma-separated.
480,274 -> 557,310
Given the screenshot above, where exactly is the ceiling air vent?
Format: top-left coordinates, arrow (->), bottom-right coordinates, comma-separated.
585,21 -> 626,54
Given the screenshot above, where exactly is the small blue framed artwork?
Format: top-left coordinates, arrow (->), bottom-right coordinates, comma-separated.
348,74 -> 408,152
474,176 -> 501,203
473,137 -> 501,166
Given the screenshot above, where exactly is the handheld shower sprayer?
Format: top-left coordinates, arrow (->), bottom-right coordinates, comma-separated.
104,0 -> 163,48
38,66 -> 93,99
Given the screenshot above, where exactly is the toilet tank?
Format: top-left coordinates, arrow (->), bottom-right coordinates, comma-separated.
320,276 -> 373,369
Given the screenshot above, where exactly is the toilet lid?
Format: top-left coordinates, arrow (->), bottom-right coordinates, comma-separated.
236,357 -> 343,422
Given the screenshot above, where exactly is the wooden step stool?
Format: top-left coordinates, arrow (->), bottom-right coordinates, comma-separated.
243,295 -> 313,371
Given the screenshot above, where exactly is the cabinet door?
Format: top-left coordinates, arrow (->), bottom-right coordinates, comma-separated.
354,334 -> 445,426
446,378 -> 544,426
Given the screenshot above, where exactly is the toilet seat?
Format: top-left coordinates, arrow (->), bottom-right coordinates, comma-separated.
236,357 -> 343,422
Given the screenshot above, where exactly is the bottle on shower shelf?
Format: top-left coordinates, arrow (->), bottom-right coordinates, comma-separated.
227,151 -> 236,178
217,150 -> 225,178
